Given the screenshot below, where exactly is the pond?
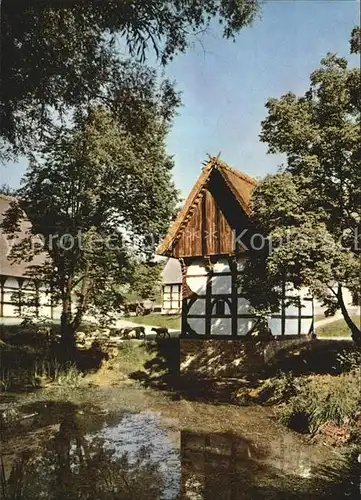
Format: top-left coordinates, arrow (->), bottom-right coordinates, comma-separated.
0,385 -> 344,499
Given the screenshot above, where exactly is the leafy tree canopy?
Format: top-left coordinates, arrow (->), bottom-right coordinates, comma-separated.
241,28 -> 361,341
2,63 -> 179,344
1,0 -> 259,160
0,183 -> 17,196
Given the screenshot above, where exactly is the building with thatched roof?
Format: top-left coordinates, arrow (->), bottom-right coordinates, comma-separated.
157,156 -> 314,338
0,195 -> 60,322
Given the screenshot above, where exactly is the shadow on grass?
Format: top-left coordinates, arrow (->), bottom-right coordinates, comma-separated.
128,339 -> 252,404
129,337 -> 361,407
128,339 -> 180,389
258,339 -> 361,379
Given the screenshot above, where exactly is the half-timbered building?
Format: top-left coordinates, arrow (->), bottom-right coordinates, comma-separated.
161,258 -> 182,314
157,156 -> 314,338
0,195 -> 61,323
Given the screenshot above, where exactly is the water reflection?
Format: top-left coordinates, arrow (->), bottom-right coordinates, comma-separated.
1,408 -> 178,500
1,404 -> 358,499
180,431 -> 301,500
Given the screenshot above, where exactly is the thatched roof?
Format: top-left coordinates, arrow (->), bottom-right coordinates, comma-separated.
0,195 -> 47,278
156,156 -> 256,256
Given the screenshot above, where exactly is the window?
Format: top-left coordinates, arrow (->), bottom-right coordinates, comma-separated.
163,284 -> 182,310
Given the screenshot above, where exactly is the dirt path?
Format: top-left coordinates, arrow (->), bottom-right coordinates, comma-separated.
113,318 -> 180,337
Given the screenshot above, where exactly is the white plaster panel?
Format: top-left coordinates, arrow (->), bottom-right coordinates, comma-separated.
299,287 -> 312,300
188,298 -> 206,316
4,277 -> 19,289
237,297 -> 251,314
268,318 -> 282,336
212,259 -> 230,274
38,290 -> 52,317
285,319 -> 299,335
187,261 -> 208,276
170,300 -> 180,309
186,261 -> 208,294
3,303 -> 19,317
52,305 -> 62,320
237,318 -> 256,336
210,318 -> 232,335
211,275 -> 231,295
300,300 -> 313,316
38,306 -> 52,318
285,303 -> 299,316
301,318 -> 313,334
187,317 -> 205,335
3,290 -> 18,303
39,291 -> 51,306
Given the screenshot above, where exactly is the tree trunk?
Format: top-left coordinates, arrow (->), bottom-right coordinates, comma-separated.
60,276 -> 75,352
337,284 -> 361,344
72,267 -> 90,333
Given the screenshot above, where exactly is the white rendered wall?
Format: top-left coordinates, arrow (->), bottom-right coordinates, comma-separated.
183,257 -> 314,337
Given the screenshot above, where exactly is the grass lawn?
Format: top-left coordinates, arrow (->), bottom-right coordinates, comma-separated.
128,314 -> 181,330
314,314 -> 328,323
316,315 -> 361,338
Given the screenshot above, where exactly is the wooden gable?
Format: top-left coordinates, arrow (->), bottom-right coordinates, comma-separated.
157,157 -> 256,258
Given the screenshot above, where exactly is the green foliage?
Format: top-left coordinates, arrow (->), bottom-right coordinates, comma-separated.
336,348 -> 361,371
2,82 -> 180,342
350,26 -> 361,54
129,262 -> 163,302
278,372 -> 361,433
0,358 -> 82,392
241,28 -> 361,339
256,371 -> 300,404
0,183 -> 17,196
1,0 -> 259,160
114,341 -> 154,375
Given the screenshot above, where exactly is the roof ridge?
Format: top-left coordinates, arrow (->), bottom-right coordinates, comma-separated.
156,156 -> 256,256
212,158 -> 256,186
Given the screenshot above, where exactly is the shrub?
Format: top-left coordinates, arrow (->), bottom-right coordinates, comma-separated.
256,371 -> 300,404
336,349 -> 361,372
278,371 -> 361,434
0,358 -> 82,391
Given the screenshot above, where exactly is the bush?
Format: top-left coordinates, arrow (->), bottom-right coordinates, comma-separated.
336,349 -> 361,372
0,359 -> 82,391
278,371 -> 361,434
256,371 -> 300,404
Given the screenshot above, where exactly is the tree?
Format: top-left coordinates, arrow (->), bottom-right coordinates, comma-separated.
240,28 -> 361,342
1,64 -> 179,347
129,262 -> 163,302
0,0 -> 260,160
0,183 -> 17,196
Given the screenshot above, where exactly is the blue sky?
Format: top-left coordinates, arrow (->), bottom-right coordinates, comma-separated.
1,0 -> 359,197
